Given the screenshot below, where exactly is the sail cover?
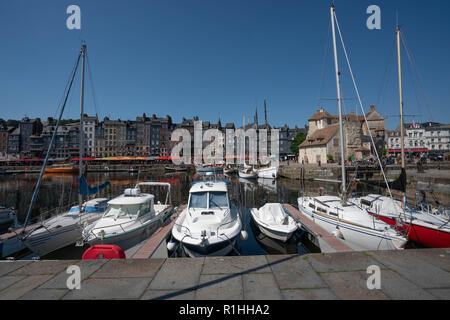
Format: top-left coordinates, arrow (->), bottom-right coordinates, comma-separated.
78,176 -> 110,196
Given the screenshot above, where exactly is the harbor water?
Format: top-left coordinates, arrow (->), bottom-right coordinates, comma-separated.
0,171 -> 385,260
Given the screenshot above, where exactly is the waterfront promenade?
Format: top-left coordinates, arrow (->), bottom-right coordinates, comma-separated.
0,248 -> 448,300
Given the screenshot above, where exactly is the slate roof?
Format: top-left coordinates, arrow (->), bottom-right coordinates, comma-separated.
299,124 -> 339,148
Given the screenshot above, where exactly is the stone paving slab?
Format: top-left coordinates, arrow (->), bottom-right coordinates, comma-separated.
8,260 -> 78,276
0,261 -> 31,277
141,289 -> 196,300
426,288 -> 450,300
90,258 -> 164,278
0,275 -> 54,300
281,288 -> 339,300
393,248 -> 450,271
0,275 -> 26,292
378,269 -> 436,300
202,255 -> 272,274
195,274 -> 243,300
320,271 -> 390,300
20,288 -> 69,300
307,251 -> 386,273
368,250 -> 450,289
63,277 -> 152,300
266,255 -> 326,289
148,257 -> 204,290
0,249 -> 449,300
39,260 -> 108,289
243,273 -> 282,300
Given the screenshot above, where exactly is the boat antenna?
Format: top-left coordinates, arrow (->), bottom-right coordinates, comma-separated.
22,46 -> 83,230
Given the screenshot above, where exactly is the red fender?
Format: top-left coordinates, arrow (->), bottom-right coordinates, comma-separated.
82,245 -> 126,260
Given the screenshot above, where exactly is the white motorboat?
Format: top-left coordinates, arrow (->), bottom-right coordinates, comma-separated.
20,198 -> 109,256
171,179 -> 242,257
81,182 -> 174,251
255,166 -> 278,179
297,196 -> 407,250
0,206 -> 16,234
250,203 -> 298,242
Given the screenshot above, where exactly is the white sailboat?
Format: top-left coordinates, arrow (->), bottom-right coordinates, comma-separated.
255,166 -> 278,179
19,44 -> 110,257
296,5 -> 407,251
351,27 -> 450,248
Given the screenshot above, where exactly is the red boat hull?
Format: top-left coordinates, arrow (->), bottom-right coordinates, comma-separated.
369,212 -> 450,248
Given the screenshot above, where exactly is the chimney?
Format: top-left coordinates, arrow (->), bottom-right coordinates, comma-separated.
350,110 -> 354,115
370,105 -> 375,111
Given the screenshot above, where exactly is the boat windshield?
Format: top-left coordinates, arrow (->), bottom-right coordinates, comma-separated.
103,203 -> 149,219
189,191 -> 228,209
189,192 -> 208,209
209,192 -> 228,209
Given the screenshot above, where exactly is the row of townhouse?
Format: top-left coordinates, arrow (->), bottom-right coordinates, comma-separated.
386,121 -> 450,155
1,103 -> 306,160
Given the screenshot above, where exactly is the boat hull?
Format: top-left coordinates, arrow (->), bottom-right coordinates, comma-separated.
256,167 -> 278,179
45,167 -> 79,174
250,209 -> 297,242
297,199 -> 407,251
238,172 -> 257,179
21,211 -> 103,257
86,219 -> 161,251
182,235 -> 238,257
255,223 -> 295,242
368,212 -> 450,248
85,207 -> 173,251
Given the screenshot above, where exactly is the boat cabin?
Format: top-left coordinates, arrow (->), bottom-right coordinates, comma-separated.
103,188 -> 155,220
188,181 -> 230,214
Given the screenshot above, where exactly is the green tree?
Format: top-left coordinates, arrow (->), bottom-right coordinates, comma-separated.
290,132 -> 307,154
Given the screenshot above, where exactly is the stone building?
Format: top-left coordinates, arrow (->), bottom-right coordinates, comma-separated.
0,126 -> 10,158
298,106 -> 380,164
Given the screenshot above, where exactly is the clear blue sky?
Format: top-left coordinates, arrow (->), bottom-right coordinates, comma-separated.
1,0 -> 449,130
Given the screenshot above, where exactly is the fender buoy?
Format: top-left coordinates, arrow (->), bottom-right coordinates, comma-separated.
82,245 -> 125,260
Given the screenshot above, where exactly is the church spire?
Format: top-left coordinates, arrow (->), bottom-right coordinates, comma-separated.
264,98 -> 268,129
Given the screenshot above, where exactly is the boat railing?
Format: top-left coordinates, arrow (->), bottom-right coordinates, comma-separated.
173,221 -> 193,237
135,182 -> 172,205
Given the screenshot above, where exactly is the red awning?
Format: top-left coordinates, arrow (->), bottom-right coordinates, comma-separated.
70,157 -> 96,161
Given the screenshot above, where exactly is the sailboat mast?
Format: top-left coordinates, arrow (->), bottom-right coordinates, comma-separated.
330,5 -> 346,200
79,43 -> 86,213
396,28 -> 405,169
